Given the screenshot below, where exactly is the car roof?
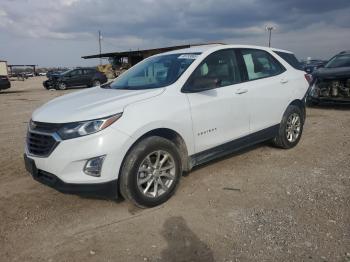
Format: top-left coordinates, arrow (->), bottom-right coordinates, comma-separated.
159,44 -> 294,55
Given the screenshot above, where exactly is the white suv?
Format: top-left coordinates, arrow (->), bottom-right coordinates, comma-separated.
24,44 -> 308,207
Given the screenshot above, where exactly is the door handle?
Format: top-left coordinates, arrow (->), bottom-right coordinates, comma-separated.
280,78 -> 289,84
235,88 -> 248,94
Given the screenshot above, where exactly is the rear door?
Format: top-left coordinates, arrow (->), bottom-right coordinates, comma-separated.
83,69 -> 95,86
184,49 -> 250,153
237,48 -> 289,132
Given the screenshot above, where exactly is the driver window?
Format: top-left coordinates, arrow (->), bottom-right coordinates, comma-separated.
70,69 -> 82,76
191,49 -> 241,89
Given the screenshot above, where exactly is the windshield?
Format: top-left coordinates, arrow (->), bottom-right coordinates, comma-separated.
325,54 -> 350,68
107,53 -> 200,90
61,69 -> 74,75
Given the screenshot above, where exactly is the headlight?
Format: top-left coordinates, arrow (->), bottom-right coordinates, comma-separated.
57,113 -> 122,140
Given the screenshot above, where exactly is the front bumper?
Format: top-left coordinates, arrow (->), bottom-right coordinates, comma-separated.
43,79 -> 57,89
307,95 -> 350,105
24,154 -> 118,198
25,125 -> 133,187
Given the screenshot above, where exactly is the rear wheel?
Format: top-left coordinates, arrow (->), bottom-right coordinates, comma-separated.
272,105 -> 304,149
119,136 -> 182,208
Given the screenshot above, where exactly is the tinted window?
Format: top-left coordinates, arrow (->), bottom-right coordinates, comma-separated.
190,49 -> 242,89
325,54 -> 350,68
241,49 -> 284,81
83,69 -> 95,75
109,53 -> 199,90
70,69 -> 82,76
274,51 -> 303,70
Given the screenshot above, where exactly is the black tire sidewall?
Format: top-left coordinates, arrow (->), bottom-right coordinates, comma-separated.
120,137 -> 182,207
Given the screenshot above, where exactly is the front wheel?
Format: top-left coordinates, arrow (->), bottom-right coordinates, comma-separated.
57,82 -> 67,90
119,136 -> 182,208
272,105 -> 304,149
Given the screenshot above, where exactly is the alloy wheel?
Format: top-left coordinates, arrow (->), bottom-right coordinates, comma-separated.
58,83 -> 67,90
136,150 -> 176,198
286,113 -> 301,142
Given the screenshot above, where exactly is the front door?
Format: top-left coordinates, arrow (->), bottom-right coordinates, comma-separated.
184,49 -> 250,153
68,69 -> 84,87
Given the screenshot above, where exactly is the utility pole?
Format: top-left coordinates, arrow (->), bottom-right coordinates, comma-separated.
98,30 -> 102,65
265,25 -> 275,47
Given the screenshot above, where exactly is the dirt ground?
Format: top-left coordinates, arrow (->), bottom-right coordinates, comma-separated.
0,77 -> 349,262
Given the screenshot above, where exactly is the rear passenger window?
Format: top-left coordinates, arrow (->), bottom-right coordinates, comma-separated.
241,49 -> 285,81
70,69 -> 82,76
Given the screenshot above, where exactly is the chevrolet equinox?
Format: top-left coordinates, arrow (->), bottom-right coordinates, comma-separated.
24,44 -> 308,207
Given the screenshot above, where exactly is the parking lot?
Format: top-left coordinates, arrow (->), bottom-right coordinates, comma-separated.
0,77 -> 349,261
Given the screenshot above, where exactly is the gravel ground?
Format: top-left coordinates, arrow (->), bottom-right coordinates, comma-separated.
0,77 -> 349,262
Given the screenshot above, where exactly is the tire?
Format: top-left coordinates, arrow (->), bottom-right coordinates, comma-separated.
119,136 -> 183,208
57,82 -> 67,90
272,105 -> 304,149
92,80 -> 101,87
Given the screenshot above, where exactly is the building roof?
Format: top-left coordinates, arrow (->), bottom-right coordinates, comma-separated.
82,43 -> 225,59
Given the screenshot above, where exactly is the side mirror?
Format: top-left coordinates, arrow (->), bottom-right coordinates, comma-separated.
185,77 -> 221,93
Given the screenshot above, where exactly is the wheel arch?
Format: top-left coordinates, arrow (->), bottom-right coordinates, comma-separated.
289,99 -> 306,121
121,128 -> 191,175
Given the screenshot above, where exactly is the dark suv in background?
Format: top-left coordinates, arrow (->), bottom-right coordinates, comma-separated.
43,68 -> 108,90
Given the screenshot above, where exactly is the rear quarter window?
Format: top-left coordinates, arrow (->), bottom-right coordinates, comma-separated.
274,51 -> 303,70
241,49 -> 285,81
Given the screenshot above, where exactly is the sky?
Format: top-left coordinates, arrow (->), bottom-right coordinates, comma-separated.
0,0 -> 349,67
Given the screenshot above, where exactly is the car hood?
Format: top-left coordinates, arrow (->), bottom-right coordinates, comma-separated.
313,67 -> 350,79
32,87 -> 164,123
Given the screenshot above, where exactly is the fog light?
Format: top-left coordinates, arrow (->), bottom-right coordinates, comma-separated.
83,155 -> 106,177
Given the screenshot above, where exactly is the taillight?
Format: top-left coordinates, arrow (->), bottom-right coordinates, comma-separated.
304,74 -> 313,84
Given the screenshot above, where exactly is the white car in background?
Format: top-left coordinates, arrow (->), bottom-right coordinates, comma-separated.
24,44 -> 309,207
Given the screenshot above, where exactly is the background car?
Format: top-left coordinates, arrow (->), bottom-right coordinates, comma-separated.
25,72 -> 34,77
307,50 -> 350,105
43,68 -> 108,90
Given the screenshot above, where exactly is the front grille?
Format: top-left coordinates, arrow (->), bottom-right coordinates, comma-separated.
27,131 -> 59,157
